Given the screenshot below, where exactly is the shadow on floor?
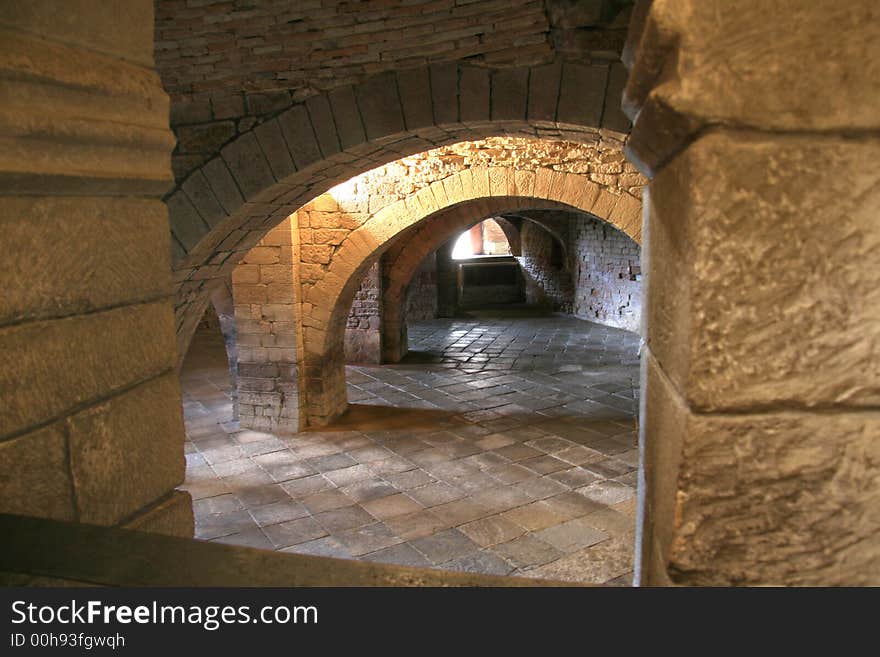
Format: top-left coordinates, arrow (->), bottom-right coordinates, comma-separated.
307,403 -> 459,432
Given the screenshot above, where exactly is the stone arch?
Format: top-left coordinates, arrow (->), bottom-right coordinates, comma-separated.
301,166 -> 642,425
488,216 -> 522,256
515,215 -> 576,312
167,61 -> 632,362
380,207 -> 556,363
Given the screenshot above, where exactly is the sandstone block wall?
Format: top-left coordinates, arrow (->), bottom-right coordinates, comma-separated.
231,219 -> 304,432
626,0 -> 880,586
0,1 -> 192,536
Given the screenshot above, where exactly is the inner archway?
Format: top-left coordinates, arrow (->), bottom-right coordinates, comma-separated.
176,134 -> 646,585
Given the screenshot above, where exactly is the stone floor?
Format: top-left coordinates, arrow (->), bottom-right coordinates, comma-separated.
180,309 -> 641,585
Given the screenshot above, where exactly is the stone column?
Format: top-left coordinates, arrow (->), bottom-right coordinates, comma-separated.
210,280 -> 239,416
436,239 -> 458,317
0,1 -> 191,535
231,218 -> 304,433
626,0 -> 880,585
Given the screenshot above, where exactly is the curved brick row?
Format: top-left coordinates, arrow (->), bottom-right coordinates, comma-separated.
168,62 -> 632,361
300,166 -> 642,425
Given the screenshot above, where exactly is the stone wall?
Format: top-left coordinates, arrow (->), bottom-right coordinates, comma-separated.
167,61 -> 642,358
404,253 -> 438,322
296,136 -> 645,317
518,220 -> 574,312
0,0 -> 192,536
345,262 -> 382,364
626,0 -> 880,586
569,212 -> 641,332
231,219 -> 304,432
154,0 -> 634,181
267,136 -> 645,426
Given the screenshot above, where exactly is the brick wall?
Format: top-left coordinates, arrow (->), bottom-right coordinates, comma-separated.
345,262 -> 382,364
404,253 -> 438,321
569,212 -> 641,332
155,0 -> 634,180
518,219 -> 574,312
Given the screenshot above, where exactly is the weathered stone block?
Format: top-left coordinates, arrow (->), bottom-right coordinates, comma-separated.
278,104 -> 324,169
602,62 -> 630,133
200,157 -> 245,216
396,67 -> 434,130
181,170 -> 228,228
254,118 -> 296,181
220,132 -> 276,199
557,62 -> 608,128
242,246 -> 280,265
0,197 -> 172,325
123,490 -> 194,538
430,63 -> 458,125
459,66 -> 490,123
328,85 -> 366,150
0,301 -> 177,440
647,132 -> 880,411
176,121 -> 236,154
491,67 -> 528,121
624,0 -> 880,172
0,424 -> 76,521
68,374 -> 185,526
527,60 -> 563,123
166,190 -> 209,253
355,71 -> 405,141
644,350 -> 880,586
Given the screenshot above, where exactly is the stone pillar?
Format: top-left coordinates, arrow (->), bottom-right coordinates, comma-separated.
626,0 -> 880,585
344,262 -> 382,364
210,280 -> 239,416
231,219 -> 304,433
0,1 -> 191,535
436,240 -> 458,318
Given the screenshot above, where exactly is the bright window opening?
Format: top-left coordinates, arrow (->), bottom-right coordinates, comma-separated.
451,218 -> 512,259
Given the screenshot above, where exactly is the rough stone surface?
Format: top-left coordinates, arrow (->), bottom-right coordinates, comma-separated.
123,491 -> 195,539
623,0 -> 880,172
647,133 -> 880,412
627,0 -> 880,587
0,197 -> 173,326
0,302 -> 177,441
231,219 -> 304,433
0,424 -> 76,521
0,0 -> 189,540
68,374 -> 186,526
345,262 -> 383,364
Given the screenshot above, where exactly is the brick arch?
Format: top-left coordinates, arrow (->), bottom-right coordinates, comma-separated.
167,61 -> 631,361
381,211 -> 584,362
491,217 -> 522,256
380,207 -> 560,364
302,166 -> 642,425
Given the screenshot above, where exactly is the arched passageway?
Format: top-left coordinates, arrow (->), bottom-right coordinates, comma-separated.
168,63 -> 633,363
304,165 -> 641,426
